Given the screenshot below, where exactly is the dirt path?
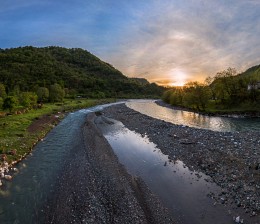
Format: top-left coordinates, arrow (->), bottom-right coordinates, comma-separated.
27,114 -> 63,133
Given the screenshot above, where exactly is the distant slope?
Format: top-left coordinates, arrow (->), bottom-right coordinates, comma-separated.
129,78 -> 150,85
0,46 -> 165,98
239,64 -> 260,80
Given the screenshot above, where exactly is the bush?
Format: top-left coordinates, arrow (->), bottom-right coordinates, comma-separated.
37,87 -> 49,102
19,92 -> 38,109
3,96 -> 18,112
49,84 -> 65,102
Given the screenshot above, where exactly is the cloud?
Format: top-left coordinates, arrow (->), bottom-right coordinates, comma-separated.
0,0 -> 259,86
103,0 -> 260,85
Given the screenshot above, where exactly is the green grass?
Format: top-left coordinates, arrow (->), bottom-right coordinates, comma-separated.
0,98 -> 115,165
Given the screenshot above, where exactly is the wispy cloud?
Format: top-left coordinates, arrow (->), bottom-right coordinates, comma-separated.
0,0 -> 259,85
103,0 -> 260,84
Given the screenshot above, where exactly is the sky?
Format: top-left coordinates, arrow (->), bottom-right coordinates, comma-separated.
0,0 -> 260,86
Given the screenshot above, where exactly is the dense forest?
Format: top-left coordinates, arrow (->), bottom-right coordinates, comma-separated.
0,46 -> 165,110
162,66 -> 260,113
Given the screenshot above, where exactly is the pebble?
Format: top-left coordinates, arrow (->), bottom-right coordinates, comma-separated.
4,175 -> 12,180
103,103 -> 260,219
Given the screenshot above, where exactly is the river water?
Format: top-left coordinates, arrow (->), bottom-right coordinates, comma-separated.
126,100 -> 260,132
0,103 -> 122,223
97,117 -> 233,224
0,100 -> 259,223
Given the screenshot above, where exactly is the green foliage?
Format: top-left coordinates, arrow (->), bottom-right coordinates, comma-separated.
162,66 -> 260,113
162,90 -> 173,102
0,46 -> 165,98
0,97 -> 3,109
169,88 -> 183,106
37,87 -> 49,102
3,96 -> 18,112
49,83 -> 65,102
239,64 -> 260,80
19,92 -> 38,108
0,83 -> 6,98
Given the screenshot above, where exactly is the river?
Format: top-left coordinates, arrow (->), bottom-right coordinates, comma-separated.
0,100 -> 259,223
126,100 -> 260,132
97,117 -> 235,224
0,103 -> 122,223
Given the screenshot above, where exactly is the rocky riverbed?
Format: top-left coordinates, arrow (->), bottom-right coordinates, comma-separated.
102,103 -> 260,223
43,113 -> 173,224
1,101 -> 260,223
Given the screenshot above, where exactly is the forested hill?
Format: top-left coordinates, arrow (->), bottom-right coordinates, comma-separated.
239,64 -> 260,79
0,46 -> 164,98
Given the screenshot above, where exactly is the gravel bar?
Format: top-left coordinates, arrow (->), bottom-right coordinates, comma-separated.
102,103 -> 260,223
43,113 -> 174,224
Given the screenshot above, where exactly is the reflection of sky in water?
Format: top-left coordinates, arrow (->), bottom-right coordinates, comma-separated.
104,126 -> 234,224
126,100 -> 260,132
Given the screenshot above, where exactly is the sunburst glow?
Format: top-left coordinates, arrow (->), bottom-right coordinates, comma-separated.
170,69 -> 187,87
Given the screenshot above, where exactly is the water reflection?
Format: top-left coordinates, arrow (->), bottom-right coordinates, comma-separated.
126,100 -> 260,132
98,118 -> 235,224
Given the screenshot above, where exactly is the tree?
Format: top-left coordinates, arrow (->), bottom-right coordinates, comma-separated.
37,87 -> 49,102
169,88 -> 183,106
213,68 -> 239,103
182,82 -> 210,110
205,76 -> 216,101
0,83 -> 6,99
0,97 -> 3,110
49,84 -> 65,102
19,92 -> 38,108
162,90 -> 173,103
3,96 -> 18,112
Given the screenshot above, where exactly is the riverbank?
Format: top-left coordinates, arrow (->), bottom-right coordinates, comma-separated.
0,99 -> 114,187
43,113 -> 174,224
1,100 -> 259,223
157,100 -> 260,118
102,104 -> 260,222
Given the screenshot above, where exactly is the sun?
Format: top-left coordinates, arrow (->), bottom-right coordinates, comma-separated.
169,69 -> 187,87
169,81 -> 185,87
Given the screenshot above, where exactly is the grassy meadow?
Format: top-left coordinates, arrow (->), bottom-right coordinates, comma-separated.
0,98 -> 114,166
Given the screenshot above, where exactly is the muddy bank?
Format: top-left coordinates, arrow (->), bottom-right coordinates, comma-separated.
102,104 -> 260,223
43,113 -> 173,224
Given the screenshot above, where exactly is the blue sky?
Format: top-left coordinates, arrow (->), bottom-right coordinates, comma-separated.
1,0 -> 260,85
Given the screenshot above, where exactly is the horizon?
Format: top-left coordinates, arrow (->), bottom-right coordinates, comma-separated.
1,0 -> 260,86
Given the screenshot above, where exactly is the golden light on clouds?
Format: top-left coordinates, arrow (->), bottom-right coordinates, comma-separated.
1,0 -> 259,86
101,1 -> 260,86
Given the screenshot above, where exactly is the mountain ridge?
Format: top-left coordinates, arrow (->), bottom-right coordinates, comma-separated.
0,46 -> 164,98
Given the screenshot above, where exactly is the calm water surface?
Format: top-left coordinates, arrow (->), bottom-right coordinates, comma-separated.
97,117 -> 246,224
126,100 -> 260,132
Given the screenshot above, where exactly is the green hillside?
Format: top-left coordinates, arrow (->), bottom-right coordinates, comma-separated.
0,46 -> 164,98
239,64 -> 260,80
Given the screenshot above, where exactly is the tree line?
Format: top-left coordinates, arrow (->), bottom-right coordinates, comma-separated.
0,46 -> 166,112
0,82 -> 66,112
162,67 -> 260,112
